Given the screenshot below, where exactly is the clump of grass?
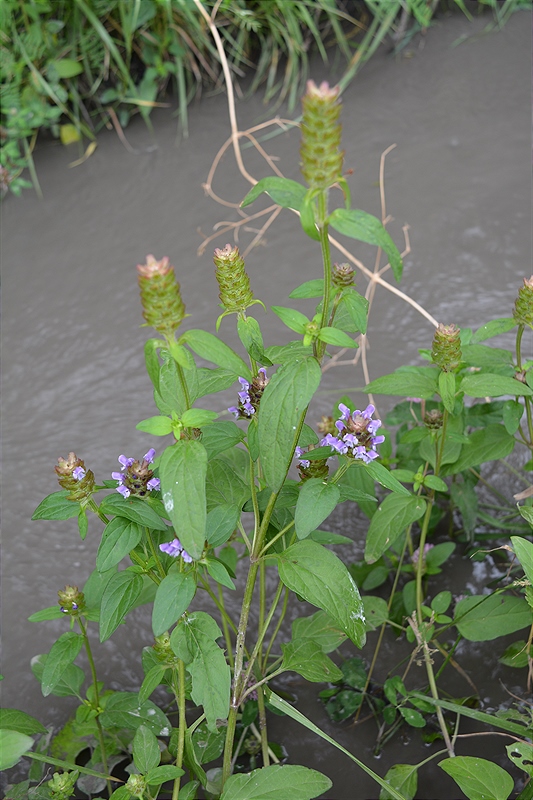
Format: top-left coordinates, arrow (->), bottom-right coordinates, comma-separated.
0,0 -> 528,197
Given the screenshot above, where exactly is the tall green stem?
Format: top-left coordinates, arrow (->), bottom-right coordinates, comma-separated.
171,660 -> 187,800
516,324 -> 533,447
316,191 -> 333,361
78,618 -> 112,798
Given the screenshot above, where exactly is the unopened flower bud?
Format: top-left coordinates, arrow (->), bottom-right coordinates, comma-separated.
126,774 -> 147,799
55,453 -> 95,501
214,245 -> 261,321
431,323 -> 462,372
332,263 -> 355,288
317,415 -> 336,436
58,585 -> 85,616
137,254 -> 187,336
423,409 -> 444,430
513,277 -> 533,329
300,80 -> 344,190
47,770 -> 79,800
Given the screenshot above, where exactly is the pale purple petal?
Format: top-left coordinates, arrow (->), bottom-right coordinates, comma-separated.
228,406 -> 240,418
118,455 -> 134,469
338,403 -> 351,420
160,538 -> 183,557
117,484 -> 131,498
143,448 -> 156,463
238,377 -> 250,390
181,550 -> 193,563
72,467 -> 86,481
372,435 -> 385,446
147,477 -> 160,491
111,471 -> 124,482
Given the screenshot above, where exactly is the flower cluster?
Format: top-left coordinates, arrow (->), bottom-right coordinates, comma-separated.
55,452 -> 95,501
137,254 -> 187,336
159,537 -> 193,563
229,368 -> 268,419
320,403 -> 385,463
411,543 -> 434,567
112,449 -> 160,499
58,585 -> 85,616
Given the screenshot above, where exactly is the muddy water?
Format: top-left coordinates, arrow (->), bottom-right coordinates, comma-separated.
2,8 -> 531,798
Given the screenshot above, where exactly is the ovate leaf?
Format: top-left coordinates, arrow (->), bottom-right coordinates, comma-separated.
278,540 -> 366,647
159,440 -> 207,560
281,639 -> 343,683
0,730 -> 34,770
41,632 -> 83,697
220,764 -> 332,800
152,572 -> 196,637
258,358 -> 321,492
240,177 -> 306,211
294,479 -> 340,539
329,208 -> 403,282
439,756 -> 514,800
365,495 -> 426,563
99,571 -> 143,642
455,594 -> 532,641
461,373 -> 532,398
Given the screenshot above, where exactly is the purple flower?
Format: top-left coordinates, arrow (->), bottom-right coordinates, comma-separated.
295,446 -> 310,469
412,543 -> 434,566
72,466 -> 86,481
228,406 -> 240,419
228,370 -> 268,419
159,538 -> 193,563
323,402 -> 385,463
113,451 -> 160,498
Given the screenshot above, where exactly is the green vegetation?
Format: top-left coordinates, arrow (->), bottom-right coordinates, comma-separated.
1,0 -> 529,197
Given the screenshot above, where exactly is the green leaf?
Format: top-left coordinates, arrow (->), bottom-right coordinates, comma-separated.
461,344 -> 513,370
471,317 -> 516,343
155,352 -> 196,415
503,399 -> 524,434
99,494 -> 168,530
0,709 -> 46,736
54,58 -> 84,78
271,306 -> 309,334
99,691 -> 170,735
264,341 -> 314,364
362,595 -> 389,631
182,330 -> 251,380
201,421 -> 244,460
511,536 -> 533,584
365,367 -> 439,399
329,208 -> 403,282
196,368 -> 236,399
281,639 -> 343,683
442,424 -> 515,475
206,458 -> 250,512
318,326 -> 357,348
423,474 -> 448,492
292,611 -> 347,654
340,291 -> 368,334
99,571 -> 143,642
294,479 -> 340,539
206,503 -> 240,547
310,530 -> 352,545
220,764 -> 332,800
31,655 -> 84,698
144,338 -> 163,390
139,664 -> 168,704
0,730 -> 34,770
399,707 -> 425,727
258,358 -> 322,492
237,315 -> 266,362
265,692 -> 408,800
300,190 -> 320,240
206,557 -> 236,590
506,742 -> 533,777
380,764 -> 418,800
182,408 -> 219,428
353,464 -> 405,498
28,606 -> 65,622
289,280 -> 325,299
439,756 -> 514,800
499,640 -> 533,668
438,371 -> 456,413
32,491 -> 80,521
170,612 -> 230,731
461,373 -> 532,398
365,495 -> 426,563
278,540 -> 366,647
160,440 -> 208,560
240,176 -> 306,211
96,517 -> 142,572
136,415 -> 173,435
133,725 -> 160,774
41,632 -> 83,697
152,572 -> 196,637
431,591 -> 452,614
455,594 -> 532,641
145,765 -> 185,785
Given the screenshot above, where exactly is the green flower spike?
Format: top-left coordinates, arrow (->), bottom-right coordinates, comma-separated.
213,244 -> 264,329
513,276 -> 533,329
300,80 -> 344,191
332,262 -> 355,288
46,770 -> 79,800
431,323 -> 462,372
137,254 -> 187,337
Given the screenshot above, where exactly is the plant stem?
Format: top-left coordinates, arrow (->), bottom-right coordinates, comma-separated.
171,661 -> 187,800
78,617 -> 112,798
516,324 -> 533,447
316,191 -> 333,361
256,685 -> 270,767
145,526 -> 166,579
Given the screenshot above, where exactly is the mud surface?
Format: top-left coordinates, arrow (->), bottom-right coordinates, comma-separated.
2,8 -> 531,798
